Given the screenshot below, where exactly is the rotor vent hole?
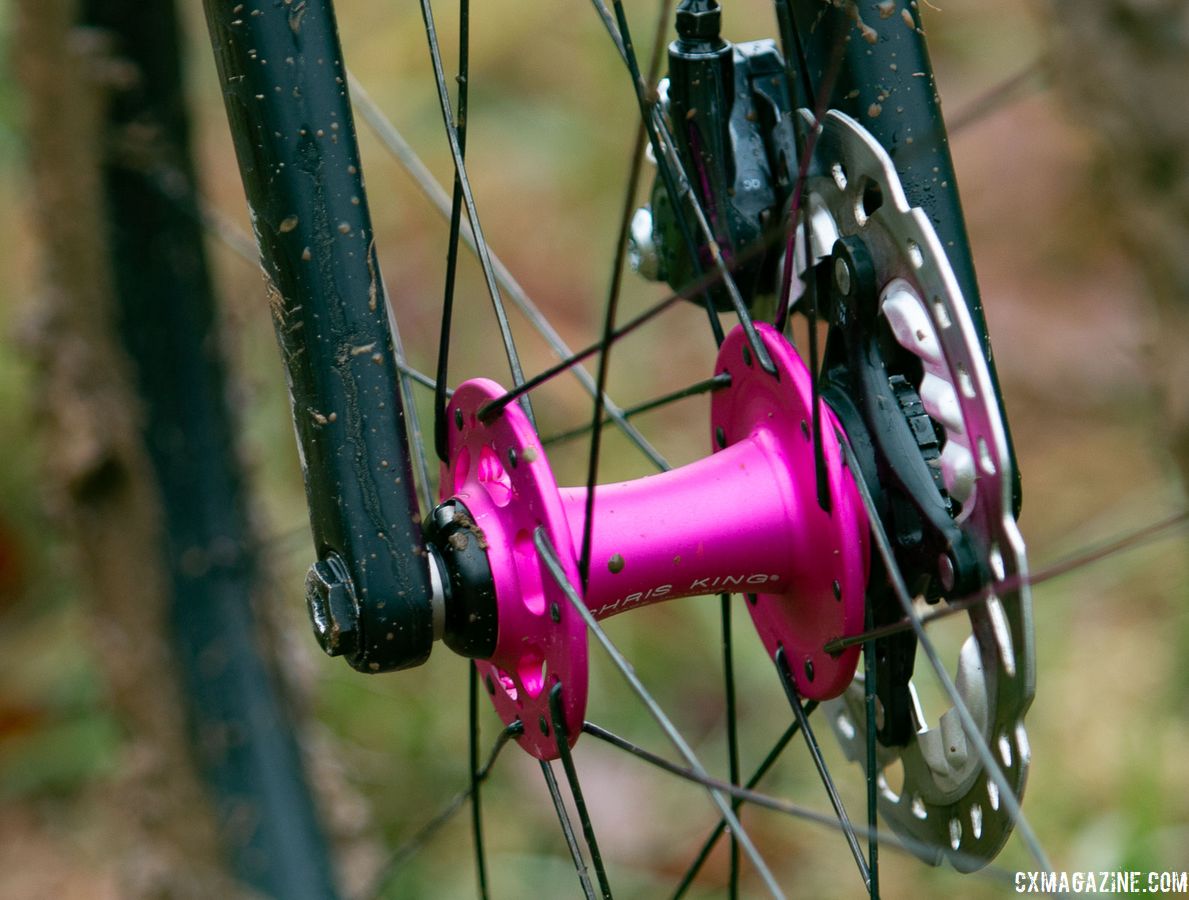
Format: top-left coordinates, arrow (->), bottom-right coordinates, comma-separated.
970,803 -> 984,840
998,733 -> 1014,769
832,162 -> 848,190
987,778 -> 1001,811
911,795 -> 928,820
856,179 -> 884,227
931,295 -> 952,329
907,239 -> 924,269
977,437 -> 997,475
880,758 -> 905,802
956,361 -> 976,398
949,817 -> 962,851
989,544 -> 1005,582
835,711 -> 856,741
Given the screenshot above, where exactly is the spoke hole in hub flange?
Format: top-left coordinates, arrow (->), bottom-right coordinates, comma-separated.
710,324 -> 869,701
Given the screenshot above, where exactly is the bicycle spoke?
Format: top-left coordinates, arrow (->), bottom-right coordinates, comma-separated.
388,293 -> 436,512
807,261 -> 831,512
835,432 -> 1054,874
948,58 -> 1050,136
418,0 -> 534,427
721,594 -> 741,900
550,684 -> 614,899
581,721 -> 1016,884
478,206 -> 807,422
599,0 -> 790,370
361,721 -> 523,900
394,359 -> 450,397
670,710 -> 810,899
592,0 -> 728,350
775,649 -> 870,891
534,528 -> 786,899
823,508 -> 1189,655
431,0 -> 471,461
347,75 -> 666,470
469,664 -> 490,899
577,48 -> 657,587
774,20 -> 847,331
863,605 -> 881,900
540,760 -> 599,900
542,373 -> 731,447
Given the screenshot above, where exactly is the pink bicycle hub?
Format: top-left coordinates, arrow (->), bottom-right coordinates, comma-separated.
443,323 -> 869,759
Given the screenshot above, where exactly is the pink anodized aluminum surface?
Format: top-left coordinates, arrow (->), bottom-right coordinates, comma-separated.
444,380 -> 587,760
442,324 -> 868,759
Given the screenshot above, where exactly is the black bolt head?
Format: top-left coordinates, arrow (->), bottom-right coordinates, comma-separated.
305,554 -> 361,658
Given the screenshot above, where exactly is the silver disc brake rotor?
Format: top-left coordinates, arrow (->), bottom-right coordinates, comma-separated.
793,110 -> 1036,870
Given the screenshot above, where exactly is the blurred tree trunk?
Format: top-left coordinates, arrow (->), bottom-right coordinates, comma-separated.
15,1 -> 243,895
16,1 -> 343,896
1046,0 -> 1189,488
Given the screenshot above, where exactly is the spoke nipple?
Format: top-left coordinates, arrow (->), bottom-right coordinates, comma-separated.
608,553 -> 625,574
539,715 -> 550,736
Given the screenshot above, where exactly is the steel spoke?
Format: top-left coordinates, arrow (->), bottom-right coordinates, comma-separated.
550,684 -> 614,899
948,58 -> 1050,136
541,760 -> 599,900
543,373 -> 731,446
477,204 -> 807,422
774,21 -> 848,331
386,294 -> 436,512
418,0 -> 534,427
775,649 -> 870,890
598,0 -> 787,369
469,664 -> 490,899
721,594 -> 741,899
577,50 -> 658,587
430,0 -> 471,461
592,0 -> 727,349
863,602 -> 881,900
347,74 -> 666,470
671,710 -> 812,899
823,507 -> 1189,655
534,529 -> 786,899
835,431 -> 1054,873
359,721 -> 523,900
581,721 -> 1016,884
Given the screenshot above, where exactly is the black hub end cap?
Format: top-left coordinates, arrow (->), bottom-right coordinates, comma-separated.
424,499 -> 498,659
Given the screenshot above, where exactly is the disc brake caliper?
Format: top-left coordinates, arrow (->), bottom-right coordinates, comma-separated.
629,15 -> 797,310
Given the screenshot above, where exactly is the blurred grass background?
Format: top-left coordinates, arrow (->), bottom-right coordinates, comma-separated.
0,0 -> 1186,897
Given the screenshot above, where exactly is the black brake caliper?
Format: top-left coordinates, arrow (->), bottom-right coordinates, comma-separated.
630,1 -> 798,310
